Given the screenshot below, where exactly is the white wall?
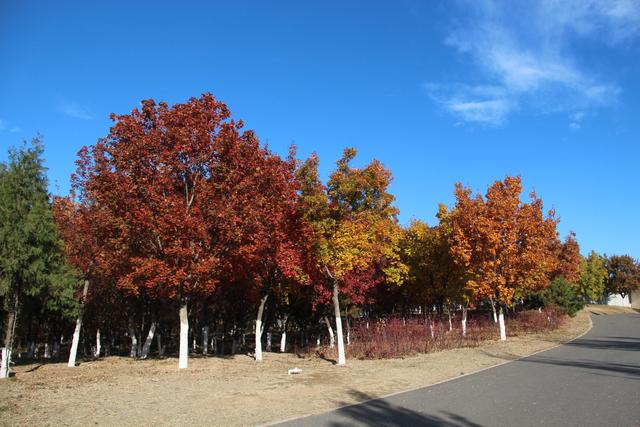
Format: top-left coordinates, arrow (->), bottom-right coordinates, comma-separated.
607,293 -> 631,307
630,289 -> 640,309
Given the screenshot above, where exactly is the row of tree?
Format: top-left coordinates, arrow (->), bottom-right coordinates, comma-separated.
2,93 -> 639,377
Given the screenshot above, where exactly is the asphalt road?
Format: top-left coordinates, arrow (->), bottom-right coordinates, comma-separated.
277,313 -> 640,427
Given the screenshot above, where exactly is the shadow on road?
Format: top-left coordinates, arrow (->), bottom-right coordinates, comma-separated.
565,337 -> 640,352
329,390 -> 484,427
522,355 -> 640,379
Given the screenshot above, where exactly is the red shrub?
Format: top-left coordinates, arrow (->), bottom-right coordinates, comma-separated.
313,308 -> 567,360
508,308 -> 567,335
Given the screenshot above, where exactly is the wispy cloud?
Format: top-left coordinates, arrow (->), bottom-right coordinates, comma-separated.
425,84 -> 512,125
0,119 -> 21,133
427,0 -> 639,126
59,102 -> 93,120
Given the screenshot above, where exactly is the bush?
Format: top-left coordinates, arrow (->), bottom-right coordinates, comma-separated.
542,277 -> 585,316
509,308 -> 566,334
344,315 -> 496,359
313,308 -> 567,360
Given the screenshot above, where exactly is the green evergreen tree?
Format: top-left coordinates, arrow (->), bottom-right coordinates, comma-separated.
0,137 -> 78,378
543,277 -> 585,317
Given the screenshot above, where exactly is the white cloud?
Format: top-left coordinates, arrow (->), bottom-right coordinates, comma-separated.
0,119 -> 21,133
447,99 -> 511,125
60,102 -> 93,120
568,110 -> 592,130
425,84 -> 511,125
428,0 -> 638,125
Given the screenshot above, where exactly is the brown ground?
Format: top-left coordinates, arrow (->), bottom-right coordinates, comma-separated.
0,311 -> 591,427
585,304 -> 639,315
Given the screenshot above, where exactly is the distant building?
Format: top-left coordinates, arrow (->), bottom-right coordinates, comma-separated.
607,293 -> 631,307
631,289 -> 640,309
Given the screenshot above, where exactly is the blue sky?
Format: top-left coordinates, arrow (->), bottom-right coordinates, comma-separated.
1,0 -> 639,258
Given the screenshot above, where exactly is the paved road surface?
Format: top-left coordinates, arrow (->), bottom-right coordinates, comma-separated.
277,313 -> 640,427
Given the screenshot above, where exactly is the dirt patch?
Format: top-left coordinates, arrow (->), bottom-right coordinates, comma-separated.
585,304 -> 639,315
0,311 -> 591,427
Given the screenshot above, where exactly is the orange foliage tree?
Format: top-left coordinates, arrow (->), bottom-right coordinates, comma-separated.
548,231 -> 581,284
449,176 -> 558,339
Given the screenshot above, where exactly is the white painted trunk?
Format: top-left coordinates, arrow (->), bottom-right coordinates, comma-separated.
179,302 -> 189,369
491,299 -> 498,323
332,281 -> 346,365
129,328 -> 138,358
68,280 -> 89,368
202,326 -> 209,355
95,330 -> 101,358
279,316 -> 288,353
346,317 -> 351,345
68,318 -> 82,367
156,331 -> 165,357
461,307 -> 468,337
0,348 -> 9,378
430,322 -> 434,339
140,322 -> 156,359
324,316 -> 335,348
316,337 -> 321,348
255,295 -> 268,362
266,332 -> 272,352
498,307 -> 506,341
448,311 -> 453,332
44,343 -> 51,359
26,341 -> 35,358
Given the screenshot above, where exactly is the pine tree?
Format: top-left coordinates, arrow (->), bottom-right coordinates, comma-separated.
0,137 -> 77,378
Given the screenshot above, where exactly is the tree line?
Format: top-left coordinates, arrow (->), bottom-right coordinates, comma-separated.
1,93 -> 639,377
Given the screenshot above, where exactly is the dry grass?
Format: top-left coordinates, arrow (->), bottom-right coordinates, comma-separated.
0,311 -> 591,427
585,304 -> 639,315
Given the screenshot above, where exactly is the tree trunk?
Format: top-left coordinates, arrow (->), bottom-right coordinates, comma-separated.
0,292 -> 18,378
68,280 -> 89,368
95,329 -> 101,358
447,307 -> 453,332
202,326 -> 209,355
332,280 -> 346,365
498,306 -> 506,341
140,322 -> 156,359
44,342 -> 51,359
156,330 -> 165,357
128,320 -> 138,358
179,301 -> 189,369
324,316 -> 335,348
26,341 -> 35,358
255,294 -> 268,362
461,306 -> 468,337
266,332 -> 272,352
346,316 -> 351,345
490,298 -> 498,323
279,316 -> 288,353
